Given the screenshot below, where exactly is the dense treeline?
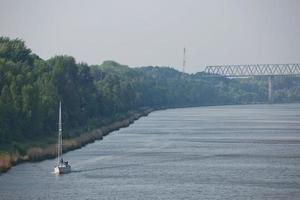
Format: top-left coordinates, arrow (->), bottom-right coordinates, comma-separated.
0,37 -> 299,149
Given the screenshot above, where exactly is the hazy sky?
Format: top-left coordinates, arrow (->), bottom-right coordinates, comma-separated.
0,0 -> 299,73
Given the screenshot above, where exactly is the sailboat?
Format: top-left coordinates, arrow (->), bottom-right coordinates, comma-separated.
54,101 -> 71,174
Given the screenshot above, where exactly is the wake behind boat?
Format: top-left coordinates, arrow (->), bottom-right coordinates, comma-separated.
54,101 -> 71,174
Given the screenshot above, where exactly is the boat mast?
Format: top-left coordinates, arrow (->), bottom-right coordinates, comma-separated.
58,101 -> 62,164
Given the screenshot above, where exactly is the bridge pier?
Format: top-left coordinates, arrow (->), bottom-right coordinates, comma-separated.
268,76 -> 273,103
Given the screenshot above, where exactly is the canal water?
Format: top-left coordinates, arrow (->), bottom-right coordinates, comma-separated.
1,104 -> 300,200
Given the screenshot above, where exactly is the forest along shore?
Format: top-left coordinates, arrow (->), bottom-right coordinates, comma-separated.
0,108 -> 154,174
1,37 -> 300,174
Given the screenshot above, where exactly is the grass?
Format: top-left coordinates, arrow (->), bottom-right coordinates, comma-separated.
0,107 -> 153,172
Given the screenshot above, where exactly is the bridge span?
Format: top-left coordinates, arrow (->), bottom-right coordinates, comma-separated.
204,64 -> 300,103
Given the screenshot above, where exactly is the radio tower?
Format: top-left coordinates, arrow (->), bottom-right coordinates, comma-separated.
182,47 -> 186,73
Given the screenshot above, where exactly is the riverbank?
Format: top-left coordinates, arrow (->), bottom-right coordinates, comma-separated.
0,107 -> 154,174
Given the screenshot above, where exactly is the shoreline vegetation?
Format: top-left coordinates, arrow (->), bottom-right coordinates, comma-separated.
0,107 -> 154,173
0,37 -> 299,174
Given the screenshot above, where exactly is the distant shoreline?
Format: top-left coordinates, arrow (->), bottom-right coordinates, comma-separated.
0,108 -> 154,174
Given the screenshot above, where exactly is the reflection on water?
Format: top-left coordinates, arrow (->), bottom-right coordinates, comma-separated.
1,104 -> 300,200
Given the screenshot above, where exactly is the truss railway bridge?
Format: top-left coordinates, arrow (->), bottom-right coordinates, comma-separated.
204,64 -> 300,103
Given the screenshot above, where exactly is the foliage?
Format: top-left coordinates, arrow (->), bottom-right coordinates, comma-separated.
0,37 -> 299,148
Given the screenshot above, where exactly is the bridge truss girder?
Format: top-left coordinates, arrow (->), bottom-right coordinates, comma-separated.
204,64 -> 300,103
204,64 -> 300,77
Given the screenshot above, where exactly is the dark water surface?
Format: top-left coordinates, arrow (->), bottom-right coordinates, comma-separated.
1,104 -> 300,200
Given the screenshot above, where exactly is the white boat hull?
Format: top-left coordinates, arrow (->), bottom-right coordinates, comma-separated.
54,165 -> 71,174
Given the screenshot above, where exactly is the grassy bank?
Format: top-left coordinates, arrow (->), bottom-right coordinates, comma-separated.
0,108 -> 154,173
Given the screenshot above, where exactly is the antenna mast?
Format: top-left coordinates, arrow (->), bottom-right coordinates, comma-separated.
182,47 -> 186,73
